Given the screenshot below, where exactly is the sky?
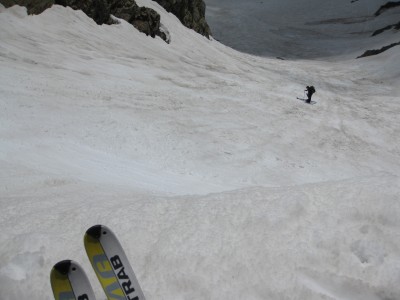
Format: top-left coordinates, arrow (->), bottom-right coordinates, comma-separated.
0,1 -> 400,299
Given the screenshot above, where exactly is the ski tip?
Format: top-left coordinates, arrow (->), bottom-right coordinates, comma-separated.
53,260 -> 72,275
86,224 -> 104,239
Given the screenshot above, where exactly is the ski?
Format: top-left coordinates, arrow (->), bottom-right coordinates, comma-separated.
50,260 -> 96,300
296,97 -> 316,105
84,225 -> 146,300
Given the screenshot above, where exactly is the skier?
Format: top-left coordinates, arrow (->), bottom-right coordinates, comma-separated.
305,86 -> 316,103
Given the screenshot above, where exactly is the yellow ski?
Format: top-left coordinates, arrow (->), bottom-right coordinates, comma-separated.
50,260 -> 96,300
84,225 -> 146,300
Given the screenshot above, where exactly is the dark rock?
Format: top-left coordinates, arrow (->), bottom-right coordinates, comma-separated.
109,0 -> 161,38
55,0 -> 111,25
0,0 -> 54,14
1,0 -> 169,42
357,41 -> 400,58
374,1 -> 400,16
153,0 -> 211,38
372,21 -> 400,36
1,0 -> 213,41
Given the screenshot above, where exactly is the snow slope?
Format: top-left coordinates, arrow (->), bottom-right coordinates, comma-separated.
0,1 -> 400,299
204,0 -> 400,59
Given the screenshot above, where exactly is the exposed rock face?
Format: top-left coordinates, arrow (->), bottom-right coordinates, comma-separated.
372,1 -> 400,36
55,0 -> 111,25
0,0 -> 53,14
357,41 -> 400,58
372,20 -> 400,36
1,0 -> 167,41
374,1 -> 400,16
109,0 -> 162,38
55,0 -> 163,39
1,0 -> 211,40
153,0 -> 211,37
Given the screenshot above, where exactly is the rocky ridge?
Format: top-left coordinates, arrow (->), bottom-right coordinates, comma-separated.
153,0 -> 210,38
358,1 -> 400,57
0,0 -> 211,42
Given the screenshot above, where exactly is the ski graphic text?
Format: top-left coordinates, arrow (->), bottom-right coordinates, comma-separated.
111,255 -> 139,300
93,254 -> 139,300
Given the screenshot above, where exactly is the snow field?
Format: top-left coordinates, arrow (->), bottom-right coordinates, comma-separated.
0,2 -> 400,299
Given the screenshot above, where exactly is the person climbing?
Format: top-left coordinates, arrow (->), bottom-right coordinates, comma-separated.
305,86 -> 316,103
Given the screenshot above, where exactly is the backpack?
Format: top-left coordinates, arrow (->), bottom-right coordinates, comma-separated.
309,86 -> 316,94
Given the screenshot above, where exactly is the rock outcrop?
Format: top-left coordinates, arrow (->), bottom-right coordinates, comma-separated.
54,0 -> 164,39
371,1 -> 400,36
109,0 -> 163,38
153,0 -> 211,38
372,21 -> 400,36
374,1 -> 400,16
1,0 -> 53,14
0,0 -> 211,40
357,41 -> 400,58
55,0 -> 111,25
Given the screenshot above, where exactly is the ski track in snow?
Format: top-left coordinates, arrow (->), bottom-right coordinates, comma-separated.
0,1 -> 400,300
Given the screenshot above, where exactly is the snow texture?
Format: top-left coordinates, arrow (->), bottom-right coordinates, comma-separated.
0,1 -> 400,299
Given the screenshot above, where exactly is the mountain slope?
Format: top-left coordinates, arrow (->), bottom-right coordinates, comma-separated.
0,2 -> 399,300
204,0 -> 400,59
